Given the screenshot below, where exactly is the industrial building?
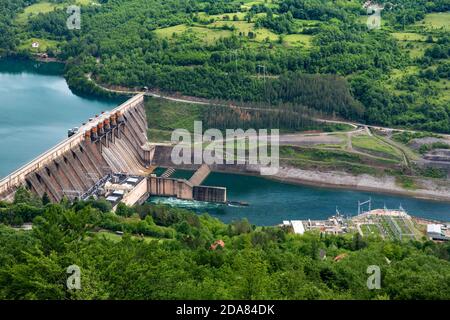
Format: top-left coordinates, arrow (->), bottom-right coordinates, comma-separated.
427,224 -> 449,241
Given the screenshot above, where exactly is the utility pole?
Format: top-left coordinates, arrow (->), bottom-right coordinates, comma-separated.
358,198 -> 372,215
229,50 -> 238,73
257,64 -> 267,103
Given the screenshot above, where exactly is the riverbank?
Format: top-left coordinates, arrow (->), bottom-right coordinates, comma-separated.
270,167 -> 450,203
159,169 -> 450,224
157,160 -> 450,204
186,162 -> 450,203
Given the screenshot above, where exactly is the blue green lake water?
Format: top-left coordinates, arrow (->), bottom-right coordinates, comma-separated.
0,59 -> 121,177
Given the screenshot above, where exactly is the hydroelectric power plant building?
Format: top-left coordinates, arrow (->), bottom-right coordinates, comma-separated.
0,94 -> 226,206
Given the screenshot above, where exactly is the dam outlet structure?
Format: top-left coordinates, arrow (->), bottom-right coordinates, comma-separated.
0,94 -> 227,205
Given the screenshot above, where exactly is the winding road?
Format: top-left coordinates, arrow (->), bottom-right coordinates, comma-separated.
86,76 -> 450,168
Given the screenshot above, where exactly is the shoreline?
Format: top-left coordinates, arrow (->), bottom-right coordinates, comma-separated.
269,173 -> 450,204
207,166 -> 450,204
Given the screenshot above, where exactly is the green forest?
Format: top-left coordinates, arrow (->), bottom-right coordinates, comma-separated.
1,188 -> 450,300
1,0 -> 449,132
2,0 -> 450,302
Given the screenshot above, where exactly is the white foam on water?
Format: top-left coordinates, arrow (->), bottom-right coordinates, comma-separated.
148,196 -> 224,210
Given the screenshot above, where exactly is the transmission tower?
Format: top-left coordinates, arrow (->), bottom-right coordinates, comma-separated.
358,198 -> 372,215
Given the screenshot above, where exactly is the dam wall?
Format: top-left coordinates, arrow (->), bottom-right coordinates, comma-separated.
1,95 -> 229,205
148,176 -> 194,200
147,176 -> 226,203
193,185 -> 227,203
0,94 -> 150,202
147,159 -> 227,204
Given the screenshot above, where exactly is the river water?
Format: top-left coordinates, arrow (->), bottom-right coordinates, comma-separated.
149,171 -> 450,225
1,58 -> 450,224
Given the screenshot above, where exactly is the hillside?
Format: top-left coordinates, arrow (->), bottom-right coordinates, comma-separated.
2,0 -> 449,133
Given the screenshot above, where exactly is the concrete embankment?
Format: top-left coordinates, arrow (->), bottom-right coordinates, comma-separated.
270,167 -> 450,203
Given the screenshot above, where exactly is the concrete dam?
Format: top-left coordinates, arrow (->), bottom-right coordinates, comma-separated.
0,94 -> 226,205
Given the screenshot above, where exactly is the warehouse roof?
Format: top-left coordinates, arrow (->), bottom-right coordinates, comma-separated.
291,220 -> 305,235
427,224 -> 443,235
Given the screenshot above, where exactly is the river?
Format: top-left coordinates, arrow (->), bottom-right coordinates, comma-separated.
1,58 -> 450,225
149,170 -> 450,225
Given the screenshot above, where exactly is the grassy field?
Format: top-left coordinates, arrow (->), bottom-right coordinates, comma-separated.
415,12 -> 450,30
392,32 -> 427,42
154,22 -> 279,45
197,12 -> 249,21
280,146 -> 362,163
279,145 -> 387,175
155,17 -> 311,47
352,135 -> 402,160
17,37 -> 60,53
152,0 -> 318,48
145,97 -> 203,141
210,21 -> 279,42
433,78 -> 450,103
409,43 -> 432,59
95,230 -> 163,244
283,34 -> 313,48
240,0 -> 277,10
390,28 -> 432,59
16,1 -> 58,24
76,0 -> 99,5
16,0 -> 99,24
154,24 -> 233,44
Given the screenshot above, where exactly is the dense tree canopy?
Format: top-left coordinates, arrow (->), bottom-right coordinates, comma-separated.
0,0 -> 38,53
2,0 -> 450,132
0,188 -> 449,300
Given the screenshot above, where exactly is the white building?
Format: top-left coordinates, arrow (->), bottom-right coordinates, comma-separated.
427,224 -> 447,241
290,220 -> 305,235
